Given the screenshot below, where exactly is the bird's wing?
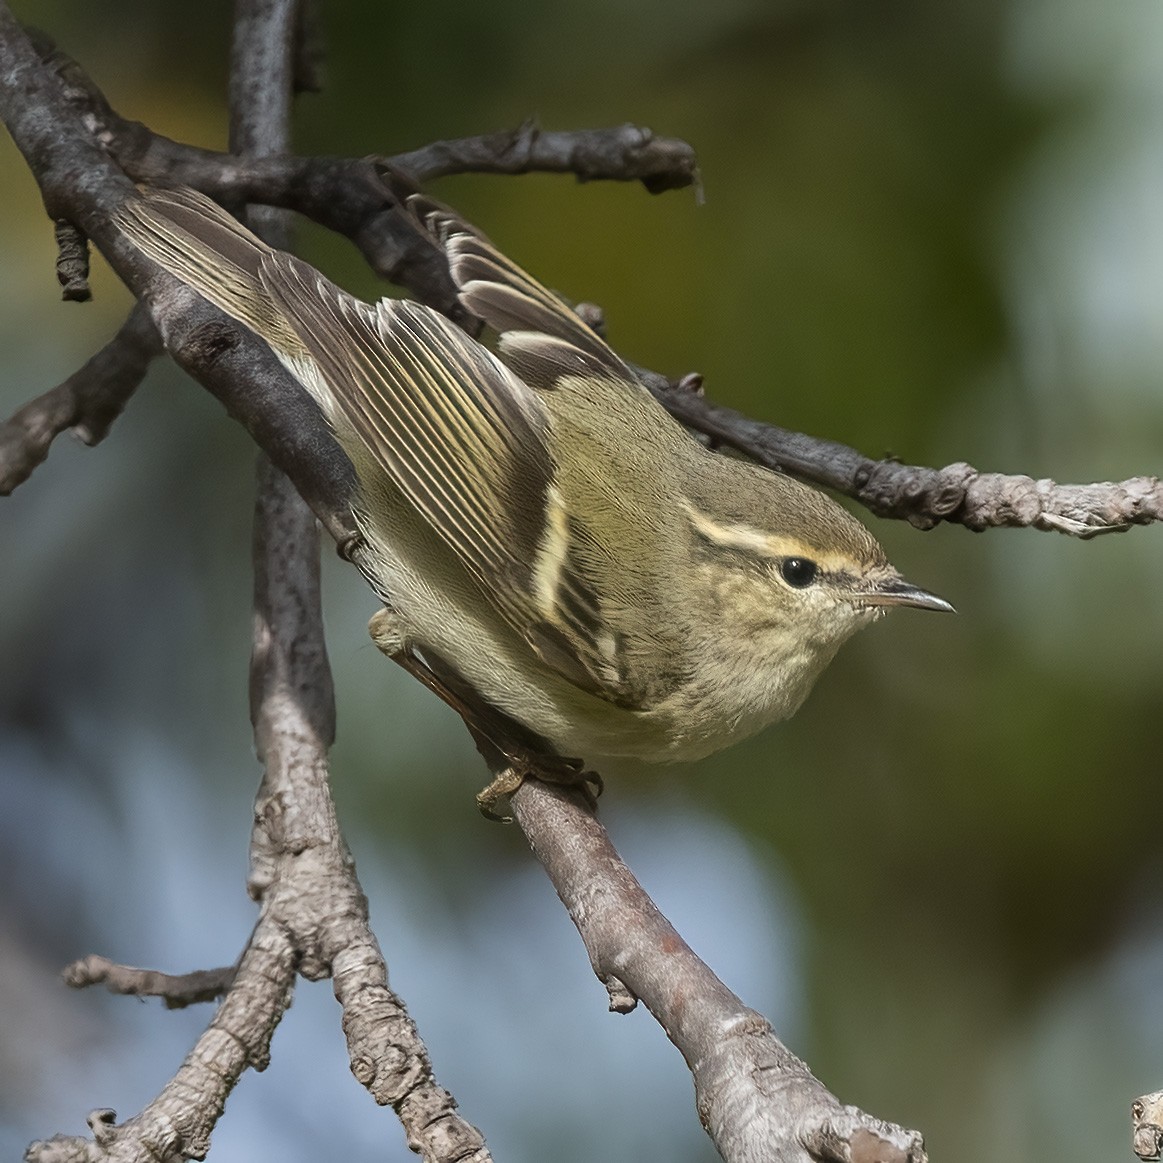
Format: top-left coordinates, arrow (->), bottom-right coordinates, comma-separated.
115,185 -> 305,358
258,253 -> 651,707
407,195 -> 642,392
117,185 -> 659,707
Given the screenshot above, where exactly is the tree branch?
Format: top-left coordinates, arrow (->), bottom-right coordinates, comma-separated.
7,29 -> 1155,537
389,119 -> 701,193
19,5 -> 491,1160
27,916 -> 299,1163
647,371 -> 1162,537
3,4 -> 1150,1160
233,15 -> 489,1149
1133,1089 -> 1163,1161
0,7 -> 358,531
247,452 -> 490,1161
61,955 -> 235,1009
0,303 -> 159,495
41,40 -> 698,199
512,780 -> 926,1163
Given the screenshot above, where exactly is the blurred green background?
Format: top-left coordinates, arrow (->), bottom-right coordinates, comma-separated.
3,1 -> 1162,1160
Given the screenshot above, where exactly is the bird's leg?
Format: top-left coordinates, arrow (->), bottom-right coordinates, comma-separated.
368,607 -> 602,819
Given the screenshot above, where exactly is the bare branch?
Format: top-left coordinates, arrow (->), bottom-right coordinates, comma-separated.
0,8 -> 360,541
31,37 -> 696,317
250,452 -> 491,1161
43,40 -> 697,198
62,955 -> 235,1009
0,303 -> 159,495
238,10 -> 490,1160
26,8 -> 306,1157
27,915 -> 299,1163
642,368 -> 1162,538
511,779 -> 927,1163
1133,1090 -> 1163,1161
36,463 -> 491,1163
53,218 -> 91,301
390,119 -> 701,193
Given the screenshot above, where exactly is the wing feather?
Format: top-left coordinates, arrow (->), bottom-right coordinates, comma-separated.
118,186 -> 659,708
259,253 -> 552,594
260,260 -> 646,703
407,196 -> 637,388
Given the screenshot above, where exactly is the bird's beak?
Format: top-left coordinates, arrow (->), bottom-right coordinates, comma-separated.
859,576 -> 956,614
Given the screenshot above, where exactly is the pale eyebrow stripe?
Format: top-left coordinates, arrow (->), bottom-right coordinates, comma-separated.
681,500 -> 818,560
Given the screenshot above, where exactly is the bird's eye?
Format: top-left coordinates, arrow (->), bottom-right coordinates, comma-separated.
780,557 -> 818,588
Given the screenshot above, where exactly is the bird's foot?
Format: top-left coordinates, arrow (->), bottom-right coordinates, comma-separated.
474,746 -> 602,822
369,610 -> 603,820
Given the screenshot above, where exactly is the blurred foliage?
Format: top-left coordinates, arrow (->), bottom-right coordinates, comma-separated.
3,1 -> 1163,1161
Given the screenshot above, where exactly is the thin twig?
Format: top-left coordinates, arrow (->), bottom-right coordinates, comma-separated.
42,40 -> 698,199
61,954 -> 235,1009
390,119 -> 701,193
37,39 -> 697,315
0,303 -> 159,495
649,372 -> 1163,538
27,916 -> 299,1163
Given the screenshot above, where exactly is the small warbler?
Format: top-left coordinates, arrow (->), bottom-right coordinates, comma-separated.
116,186 -> 951,792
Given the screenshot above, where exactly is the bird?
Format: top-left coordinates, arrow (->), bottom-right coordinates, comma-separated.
115,184 -> 952,808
